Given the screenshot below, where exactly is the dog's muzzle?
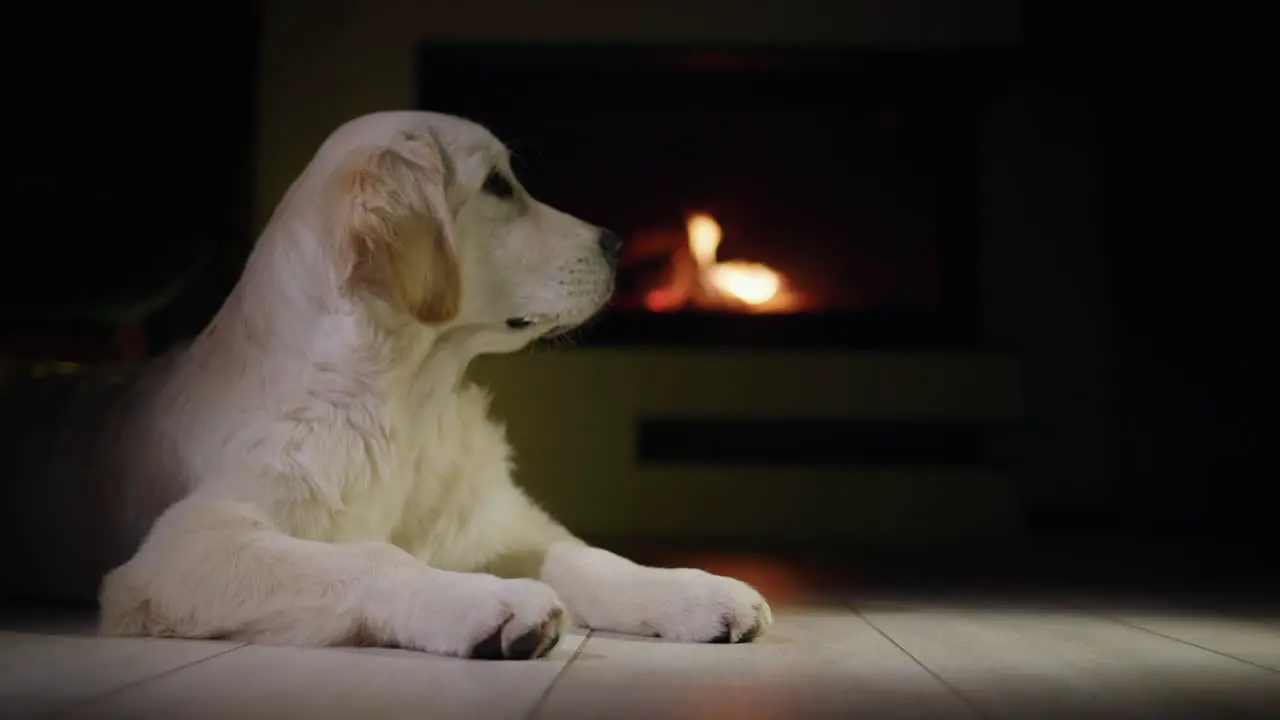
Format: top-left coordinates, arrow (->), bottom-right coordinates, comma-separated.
505,228 -> 620,332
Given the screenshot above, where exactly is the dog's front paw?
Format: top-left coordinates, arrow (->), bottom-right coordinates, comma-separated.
463,578 -> 566,660
396,576 -> 565,660
637,568 -> 773,644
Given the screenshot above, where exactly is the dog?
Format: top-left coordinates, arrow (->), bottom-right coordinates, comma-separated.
0,111 -> 770,659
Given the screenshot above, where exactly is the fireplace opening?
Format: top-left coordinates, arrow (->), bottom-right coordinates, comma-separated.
417,46 -> 1016,348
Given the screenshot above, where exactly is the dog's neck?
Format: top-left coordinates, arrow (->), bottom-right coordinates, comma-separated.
186,254 -> 531,413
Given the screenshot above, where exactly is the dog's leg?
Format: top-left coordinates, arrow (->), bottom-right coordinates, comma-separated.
99,497 -> 564,659
481,488 -> 772,644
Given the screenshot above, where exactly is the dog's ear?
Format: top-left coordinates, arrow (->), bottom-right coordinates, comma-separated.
334,135 -> 461,324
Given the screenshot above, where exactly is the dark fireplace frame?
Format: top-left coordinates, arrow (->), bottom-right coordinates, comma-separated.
417,44 -> 1024,350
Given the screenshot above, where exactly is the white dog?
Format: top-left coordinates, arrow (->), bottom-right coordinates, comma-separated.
0,111 -> 770,659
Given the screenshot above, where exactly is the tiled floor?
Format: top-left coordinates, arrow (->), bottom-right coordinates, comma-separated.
2,563 -> 1278,719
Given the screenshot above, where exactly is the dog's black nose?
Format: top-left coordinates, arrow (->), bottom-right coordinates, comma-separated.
598,229 -> 623,264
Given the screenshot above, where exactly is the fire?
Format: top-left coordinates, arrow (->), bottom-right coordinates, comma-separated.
687,213 -> 722,267
642,212 -> 800,313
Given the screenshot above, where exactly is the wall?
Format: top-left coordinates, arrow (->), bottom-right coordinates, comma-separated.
978,89 -> 1109,532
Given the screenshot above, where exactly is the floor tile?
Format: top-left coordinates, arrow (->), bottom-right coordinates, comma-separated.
1058,592 -> 1280,672
535,609 -> 975,719
1108,612 -> 1280,672
6,592 -> 1277,719
62,631 -> 586,720
855,602 -> 1280,719
0,631 -> 241,719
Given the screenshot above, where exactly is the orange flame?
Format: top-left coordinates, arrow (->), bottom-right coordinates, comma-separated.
644,213 -> 800,313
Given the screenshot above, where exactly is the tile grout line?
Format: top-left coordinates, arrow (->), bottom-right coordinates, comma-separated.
845,602 -> 991,720
525,629 -> 593,720
1094,613 -> 1280,675
39,642 -> 249,720
1055,596 -> 1280,674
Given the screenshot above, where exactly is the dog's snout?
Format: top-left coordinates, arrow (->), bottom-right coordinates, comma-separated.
597,229 -> 623,264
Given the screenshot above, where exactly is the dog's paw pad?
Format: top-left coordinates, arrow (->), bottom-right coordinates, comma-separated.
468,607 -> 562,660
508,621 -> 561,659
469,624 -> 507,660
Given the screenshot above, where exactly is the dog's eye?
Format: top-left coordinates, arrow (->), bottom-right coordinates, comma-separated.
482,170 -> 515,199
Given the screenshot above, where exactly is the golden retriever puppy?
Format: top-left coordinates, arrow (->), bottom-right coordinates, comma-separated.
0,111 -> 770,659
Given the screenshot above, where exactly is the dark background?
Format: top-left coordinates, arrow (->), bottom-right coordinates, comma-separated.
3,2 -> 1274,581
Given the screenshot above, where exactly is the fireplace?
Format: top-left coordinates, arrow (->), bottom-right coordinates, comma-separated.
418,45 -> 1016,348
417,44 -> 1026,546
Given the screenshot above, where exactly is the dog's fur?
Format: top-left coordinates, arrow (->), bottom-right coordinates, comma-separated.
0,111 -> 770,658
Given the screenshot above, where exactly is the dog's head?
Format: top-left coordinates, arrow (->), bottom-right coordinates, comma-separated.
303,111 -> 617,343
